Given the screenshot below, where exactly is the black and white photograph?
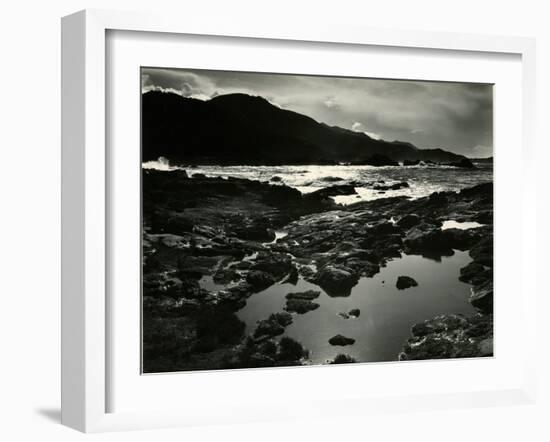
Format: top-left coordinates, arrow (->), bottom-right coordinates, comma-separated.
141,67 -> 494,373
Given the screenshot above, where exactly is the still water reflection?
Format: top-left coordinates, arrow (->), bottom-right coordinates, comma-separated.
237,250 -> 476,364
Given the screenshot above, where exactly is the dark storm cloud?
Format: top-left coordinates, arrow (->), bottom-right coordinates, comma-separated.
142,67 -> 493,157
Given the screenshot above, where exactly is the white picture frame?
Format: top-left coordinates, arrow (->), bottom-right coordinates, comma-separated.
61,9 -> 537,433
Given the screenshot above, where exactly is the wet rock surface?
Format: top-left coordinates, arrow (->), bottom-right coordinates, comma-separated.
285,290 -> 321,300
285,298 -> 320,314
253,312 -> 293,339
142,169 -> 493,371
285,290 -> 321,314
339,308 -> 361,319
396,276 -> 418,290
329,335 -> 356,346
373,181 -> 409,191
399,314 -> 493,360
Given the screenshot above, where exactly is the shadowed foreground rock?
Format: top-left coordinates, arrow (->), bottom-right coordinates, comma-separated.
329,335 -> 356,346
285,298 -> 320,314
396,276 -> 418,290
399,314 -> 493,360
330,354 -> 357,364
253,312 -> 293,339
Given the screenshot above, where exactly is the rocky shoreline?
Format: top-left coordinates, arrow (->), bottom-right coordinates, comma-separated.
142,168 -> 493,372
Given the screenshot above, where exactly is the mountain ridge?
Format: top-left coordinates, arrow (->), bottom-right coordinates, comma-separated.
142,91 -> 468,165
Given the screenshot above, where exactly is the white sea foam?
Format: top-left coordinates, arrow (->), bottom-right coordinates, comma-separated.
143,159 -> 492,204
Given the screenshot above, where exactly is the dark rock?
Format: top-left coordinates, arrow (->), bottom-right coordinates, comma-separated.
396,276 -> 418,290
233,261 -> 253,270
299,266 -> 315,280
233,224 -> 276,242
285,298 -> 320,314
270,176 -> 283,182
344,259 -> 380,278
404,224 -> 482,257
474,210 -> 493,224
277,337 -> 308,362
329,334 -> 356,346
285,290 -> 321,300
446,158 -> 476,169
321,176 -> 344,182
246,271 -> 276,292
330,354 -> 357,364
348,308 -> 361,318
253,312 -> 293,338
441,228 -> 484,251
281,264 -> 299,285
459,182 -> 492,198
314,264 -> 359,297
213,268 -> 240,285
400,314 -> 493,360
459,262 -> 491,285
369,220 -> 401,235
309,184 -> 357,198
403,159 -> 421,166
250,252 -> 293,280
469,280 -> 493,314
428,192 -> 448,207
397,213 -> 421,229
352,154 -> 399,167
478,338 -> 493,356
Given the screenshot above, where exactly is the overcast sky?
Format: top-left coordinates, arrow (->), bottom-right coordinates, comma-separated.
142,67 -> 493,158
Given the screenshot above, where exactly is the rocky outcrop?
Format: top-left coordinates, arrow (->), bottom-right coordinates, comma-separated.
444,158 -> 476,169
246,271 -> 276,292
285,298 -> 320,314
309,184 -> 357,198
351,154 -> 399,167
396,276 -> 418,290
339,308 -> 360,319
397,213 -> 421,229
142,166 -> 494,371
329,335 -> 356,346
143,90 -> 469,166
281,264 -> 299,285
253,312 -> 293,339
373,181 -> 409,191
249,252 -> 293,281
314,264 -> 359,297
469,281 -> 493,314
285,290 -> 321,300
330,354 -> 357,364
227,336 -> 309,369
403,224 -> 484,258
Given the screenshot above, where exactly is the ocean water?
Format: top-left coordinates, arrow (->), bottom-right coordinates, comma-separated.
143,158 -> 493,204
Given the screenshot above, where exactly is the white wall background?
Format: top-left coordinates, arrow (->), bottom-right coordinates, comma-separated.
0,1 -> 547,440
